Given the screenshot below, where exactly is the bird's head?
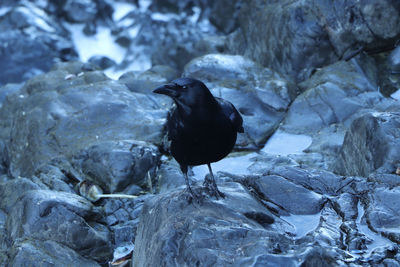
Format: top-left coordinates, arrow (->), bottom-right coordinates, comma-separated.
153,78 -> 215,114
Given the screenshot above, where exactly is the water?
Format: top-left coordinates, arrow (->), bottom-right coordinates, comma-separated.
192,131 -> 313,180
262,130 -> 312,155
352,201 -> 393,258
391,89 -> 400,100
65,23 -> 126,65
192,152 -> 256,180
281,212 -> 321,238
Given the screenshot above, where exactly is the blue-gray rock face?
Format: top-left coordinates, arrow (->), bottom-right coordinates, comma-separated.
227,0 -> 400,82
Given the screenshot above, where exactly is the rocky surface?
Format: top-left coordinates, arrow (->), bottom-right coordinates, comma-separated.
227,0 -> 400,82
0,0 -> 400,266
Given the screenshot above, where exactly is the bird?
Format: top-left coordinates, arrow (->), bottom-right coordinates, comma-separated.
153,77 -> 244,200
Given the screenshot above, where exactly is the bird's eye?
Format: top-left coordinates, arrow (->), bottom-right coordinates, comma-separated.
182,85 -> 188,90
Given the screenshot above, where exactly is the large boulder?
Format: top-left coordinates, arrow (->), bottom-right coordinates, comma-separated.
0,2 -> 77,85
334,112 -> 400,177
6,190 -> 112,262
227,0 -> 400,81
0,62 -> 165,184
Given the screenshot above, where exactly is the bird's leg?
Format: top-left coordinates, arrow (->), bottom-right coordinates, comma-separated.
184,171 -> 196,199
204,163 -> 225,199
181,165 -> 200,203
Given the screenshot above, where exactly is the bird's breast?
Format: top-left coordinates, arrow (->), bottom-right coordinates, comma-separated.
169,116 -> 237,166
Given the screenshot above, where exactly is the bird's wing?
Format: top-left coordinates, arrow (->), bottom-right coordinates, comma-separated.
215,97 -> 244,133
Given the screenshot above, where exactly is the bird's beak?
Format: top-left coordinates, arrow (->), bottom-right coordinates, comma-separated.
153,83 -> 179,98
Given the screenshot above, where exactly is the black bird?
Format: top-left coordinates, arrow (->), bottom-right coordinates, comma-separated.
153,78 -> 244,199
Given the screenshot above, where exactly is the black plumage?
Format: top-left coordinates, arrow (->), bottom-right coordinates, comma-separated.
153,78 -> 244,199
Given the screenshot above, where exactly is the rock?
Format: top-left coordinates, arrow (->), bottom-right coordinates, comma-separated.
88,55 -> 116,70
245,174 -> 325,215
282,58 -> 378,134
9,240 -> 100,267
155,157 -> 185,194
118,65 -> 178,94
366,187 -> 400,243
0,177 -> 42,213
0,62 -> 166,178
389,46 -> 400,74
6,190 -> 112,262
227,0 -> 400,81
334,112 -> 400,177
0,209 -> 7,266
0,83 -> 23,108
267,165 -> 354,196
209,0 -> 242,34
149,0 -> 209,14
0,2 -> 78,85
275,57 -> 400,170
133,182 -> 296,267
72,140 -> 160,192
183,54 -> 297,149
63,0 -> 97,23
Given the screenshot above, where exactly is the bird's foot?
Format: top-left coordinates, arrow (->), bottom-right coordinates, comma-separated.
203,179 -> 225,200
184,187 -> 203,204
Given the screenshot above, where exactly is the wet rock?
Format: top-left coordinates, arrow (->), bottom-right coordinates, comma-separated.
88,55 -> 116,70
283,59 -> 378,134
0,2 -> 78,85
334,112 -> 400,177
0,83 -> 23,108
0,209 -> 7,266
9,240 -> 100,267
228,0 -> 400,81
0,177 -> 42,213
118,65 -> 179,94
73,140 -> 160,192
209,0 -> 242,34
117,6 -> 219,72
183,54 -> 297,149
366,187 -> 400,243
0,62 -> 166,178
46,0 -> 113,24
63,0 -> 97,23
276,57 -> 400,170
389,46 -> 400,74
155,157 -> 185,194
133,182 -> 295,267
268,166 -> 354,196
245,174 -> 325,215
6,190 -> 112,262
104,194 -> 151,247
149,0 -> 209,14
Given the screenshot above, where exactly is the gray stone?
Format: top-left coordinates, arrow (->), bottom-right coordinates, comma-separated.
0,177 -> 42,213
0,62 -> 166,178
6,190 -> 112,262
63,0 -> 97,23
209,0 -> 242,34
133,182 -> 295,267
73,140 -> 160,192
389,46 -> 400,74
245,174 -> 325,215
227,0 -> 400,81
366,187 -> 400,243
334,112 -> 400,177
0,2 -> 77,85
9,240 -> 100,267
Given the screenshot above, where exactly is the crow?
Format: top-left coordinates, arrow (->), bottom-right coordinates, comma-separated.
153,77 -> 244,200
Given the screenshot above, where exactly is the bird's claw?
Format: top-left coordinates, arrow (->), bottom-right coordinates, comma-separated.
203,179 -> 225,199
185,187 -> 203,204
